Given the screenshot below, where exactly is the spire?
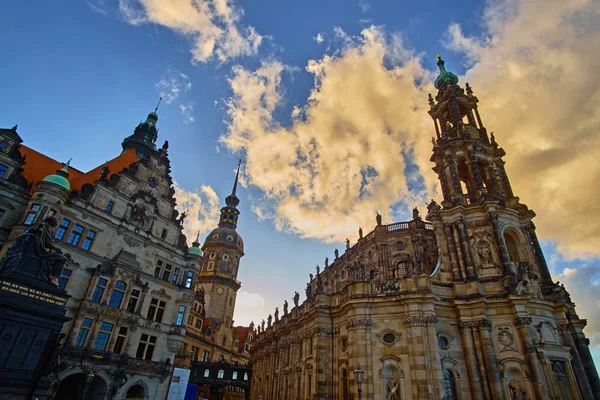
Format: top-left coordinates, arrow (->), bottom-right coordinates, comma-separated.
121,101 -> 161,158
218,160 -> 242,229
434,53 -> 459,89
225,159 -> 242,208
189,231 -> 203,256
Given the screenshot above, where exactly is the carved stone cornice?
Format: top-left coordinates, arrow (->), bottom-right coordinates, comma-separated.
513,317 -> 532,328
405,316 -> 438,327
346,318 -> 373,330
575,337 -> 590,347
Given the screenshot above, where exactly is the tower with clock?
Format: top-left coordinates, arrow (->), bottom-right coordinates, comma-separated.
197,160 -> 245,344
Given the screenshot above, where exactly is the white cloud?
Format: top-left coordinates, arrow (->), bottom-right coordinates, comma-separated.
221,27 -> 435,244
155,69 -> 192,104
314,33 -> 324,44
173,183 -> 221,243
558,265 -> 600,347
118,0 -> 263,63
358,0 -> 370,13
233,291 -> 267,326
179,102 -> 194,123
87,0 -> 108,15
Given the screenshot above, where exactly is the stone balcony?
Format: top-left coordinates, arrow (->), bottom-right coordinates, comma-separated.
60,345 -> 172,377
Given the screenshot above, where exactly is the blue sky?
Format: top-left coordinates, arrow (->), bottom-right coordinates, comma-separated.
2,0 -> 600,369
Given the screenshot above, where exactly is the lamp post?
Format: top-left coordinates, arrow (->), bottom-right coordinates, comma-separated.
354,365 -> 364,400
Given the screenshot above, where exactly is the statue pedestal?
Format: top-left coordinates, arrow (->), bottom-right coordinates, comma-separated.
0,243 -> 70,399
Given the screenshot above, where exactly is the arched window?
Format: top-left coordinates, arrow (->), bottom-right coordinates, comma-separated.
218,369 -> 224,379
233,371 -> 238,379
504,230 -> 521,263
108,281 -> 127,308
443,369 -> 458,400
204,369 -> 210,378
341,369 -> 349,400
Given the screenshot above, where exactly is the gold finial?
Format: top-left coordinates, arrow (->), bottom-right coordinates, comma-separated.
436,53 -> 442,61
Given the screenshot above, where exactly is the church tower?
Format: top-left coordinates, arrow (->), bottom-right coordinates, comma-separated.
426,55 -> 600,399
426,54 -> 552,284
198,160 -> 244,330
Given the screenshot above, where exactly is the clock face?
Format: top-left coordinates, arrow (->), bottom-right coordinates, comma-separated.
216,286 -> 225,295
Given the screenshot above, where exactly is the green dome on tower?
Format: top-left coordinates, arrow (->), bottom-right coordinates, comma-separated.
434,53 -> 459,89
42,160 -> 71,191
189,232 -> 204,256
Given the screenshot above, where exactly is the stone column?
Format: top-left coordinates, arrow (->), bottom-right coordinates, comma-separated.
488,212 -> 511,273
406,316 -> 433,400
477,320 -> 504,399
558,325 -> 595,399
452,223 -> 467,279
446,154 -> 465,206
514,317 -> 550,399
458,321 -> 485,399
524,223 -> 552,284
574,335 -> 600,397
444,223 -> 461,280
425,317 -> 444,399
498,162 -> 514,198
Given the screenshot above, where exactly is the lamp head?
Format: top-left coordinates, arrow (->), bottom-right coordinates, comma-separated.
354,365 -> 364,384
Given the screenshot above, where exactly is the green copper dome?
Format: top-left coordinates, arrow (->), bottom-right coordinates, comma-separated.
42,162 -> 71,190
434,54 -> 459,89
189,232 -> 203,256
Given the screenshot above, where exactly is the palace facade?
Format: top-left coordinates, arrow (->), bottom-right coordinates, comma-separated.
0,107 -> 251,399
249,57 -> 600,400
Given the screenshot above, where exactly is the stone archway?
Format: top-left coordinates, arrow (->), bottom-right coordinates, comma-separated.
55,373 -> 107,400
125,384 -> 145,400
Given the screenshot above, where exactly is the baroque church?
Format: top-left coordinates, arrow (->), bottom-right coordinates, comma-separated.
248,56 -> 600,400
0,106 -> 252,399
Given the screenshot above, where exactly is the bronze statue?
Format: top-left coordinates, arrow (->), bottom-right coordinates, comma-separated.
15,216 -> 67,285
412,207 -> 421,220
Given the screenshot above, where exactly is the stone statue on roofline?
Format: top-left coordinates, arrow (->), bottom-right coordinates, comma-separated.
274,307 -> 279,322
293,291 -> 300,307
283,300 -> 288,315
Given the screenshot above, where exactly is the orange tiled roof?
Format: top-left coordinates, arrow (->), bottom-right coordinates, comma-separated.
70,149 -> 138,192
19,145 -> 138,193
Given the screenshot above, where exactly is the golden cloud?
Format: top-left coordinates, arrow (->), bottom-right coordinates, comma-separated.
222,27 -> 437,244
118,0 -> 262,62
173,183 -> 221,242
222,0 -> 600,257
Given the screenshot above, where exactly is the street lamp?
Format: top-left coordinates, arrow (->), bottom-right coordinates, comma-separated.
354,365 -> 364,400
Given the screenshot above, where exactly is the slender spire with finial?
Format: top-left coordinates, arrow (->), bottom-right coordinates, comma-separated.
231,158 -> 242,196
154,97 -> 163,113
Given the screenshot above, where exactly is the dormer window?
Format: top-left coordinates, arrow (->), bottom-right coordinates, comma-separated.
0,141 -> 7,149
0,164 -> 8,179
226,235 -> 234,242
105,201 -> 115,213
